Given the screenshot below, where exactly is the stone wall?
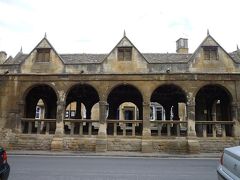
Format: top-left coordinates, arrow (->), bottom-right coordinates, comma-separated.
107,137 -> 142,151
0,129 -> 53,150
0,128 -> 239,153
63,137 -> 96,152
199,138 -> 239,153
152,138 -> 188,153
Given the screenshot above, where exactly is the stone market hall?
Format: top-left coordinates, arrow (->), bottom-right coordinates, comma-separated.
0,32 -> 240,153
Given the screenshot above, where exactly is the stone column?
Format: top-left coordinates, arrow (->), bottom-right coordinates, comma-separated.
96,101 -> 108,152
186,100 -> 196,137
55,101 -> 65,135
142,101 -> 151,137
186,96 -> 200,154
16,100 -> 25,133
165,105 -> 171,120
51,100 -> 64,151
86,108 -> 92,119
75,100 -> 82,119
232,102 -> 240,137
142,101 -> 153,153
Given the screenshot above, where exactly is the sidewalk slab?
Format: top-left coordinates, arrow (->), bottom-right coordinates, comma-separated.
7,150 -> 221,159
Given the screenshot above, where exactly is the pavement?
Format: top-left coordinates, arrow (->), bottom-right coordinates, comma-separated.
7,150 -> 221,158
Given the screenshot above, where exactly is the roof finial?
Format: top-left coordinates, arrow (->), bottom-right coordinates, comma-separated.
44,32 -> 47,38
20,46 -> 22,53
237,44 -> 239,51
123,30 -> 126,37
207,29 -> 210,36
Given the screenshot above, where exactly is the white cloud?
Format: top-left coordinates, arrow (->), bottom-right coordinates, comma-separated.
0,0 -> 240,57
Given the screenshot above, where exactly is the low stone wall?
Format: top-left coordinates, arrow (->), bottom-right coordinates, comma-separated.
13,134 -> 53,150
1,129 -> 239,153
0,129 -> 12,149
152,137 -> 188,154
63,136 -> 96,152
198,138 -> 239,153
107,137 -> 142,151
0,129 -> 53,150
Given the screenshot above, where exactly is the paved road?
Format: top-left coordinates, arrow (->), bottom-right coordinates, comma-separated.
8,155 -> 218,180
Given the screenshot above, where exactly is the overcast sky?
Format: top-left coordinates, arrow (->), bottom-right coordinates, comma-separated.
0,0 -> 240,57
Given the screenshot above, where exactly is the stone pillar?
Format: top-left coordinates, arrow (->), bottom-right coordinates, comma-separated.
96,101 -> 108,152
186,96 -> 200,154
51,100 -> 64,151
86,108 -> 92,119
142,101 -> 153,153
16,100 -> 25,133
232,102 -> 240,137
187,100 -> 196,137
173,103 -> 180,120
142,101 -> 151,137
75,100 -> 82,119
165,105 -> 171,120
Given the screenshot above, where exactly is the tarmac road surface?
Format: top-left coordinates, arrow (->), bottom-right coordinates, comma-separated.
8,155 -> 218,180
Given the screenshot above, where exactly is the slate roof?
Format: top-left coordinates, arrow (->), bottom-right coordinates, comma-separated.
229,51 -> 240,63
142,53 -> 191,63
3,53 -> 28,65
3,51 -> 240,65
60,54 -> 107,64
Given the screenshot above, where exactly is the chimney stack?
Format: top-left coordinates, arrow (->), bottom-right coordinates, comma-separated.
176,38 -> 188,54
0,51 -> 7,64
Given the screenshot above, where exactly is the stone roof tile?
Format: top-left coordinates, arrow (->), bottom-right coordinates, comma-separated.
3,53 -> 27,65
229,51 -> 240,63
142,53 -> 191,63
6,52 -> 239,65
60,54 -> 107,64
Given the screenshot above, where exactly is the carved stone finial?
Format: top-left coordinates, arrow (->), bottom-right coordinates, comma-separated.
44,32 -> 47,38
123,30 -> 126,37
237,44 -> 239,51
207,29 -> 210,36
20,46 -> 22,53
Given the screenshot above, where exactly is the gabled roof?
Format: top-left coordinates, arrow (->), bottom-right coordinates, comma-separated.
188,34 -> 238,63
1,34 -> 238,65
101,34 -> 149,64
3,51 -> 237,65
19,36 -> 65,65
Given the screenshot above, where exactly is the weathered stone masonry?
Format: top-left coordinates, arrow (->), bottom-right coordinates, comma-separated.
0,33 -> 240,153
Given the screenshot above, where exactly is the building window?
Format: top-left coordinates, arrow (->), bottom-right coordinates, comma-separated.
118,47 -> 132,61
70,110 -> 75,118
65,110 -> 69,118
36,48 -> 50,62
35,106 -> 41,119
203,46 -> 218,60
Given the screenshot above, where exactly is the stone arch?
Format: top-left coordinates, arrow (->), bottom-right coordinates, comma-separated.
24,84 -> 58,119
107,84 -> 143,120
22,83 -> 60,103
193,83 -> 234,102
118,102 -> 140,120
106,83 -> 144,101
195,84 -> 233,136
65,83 -> 100,119
151,84 -> 187,120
